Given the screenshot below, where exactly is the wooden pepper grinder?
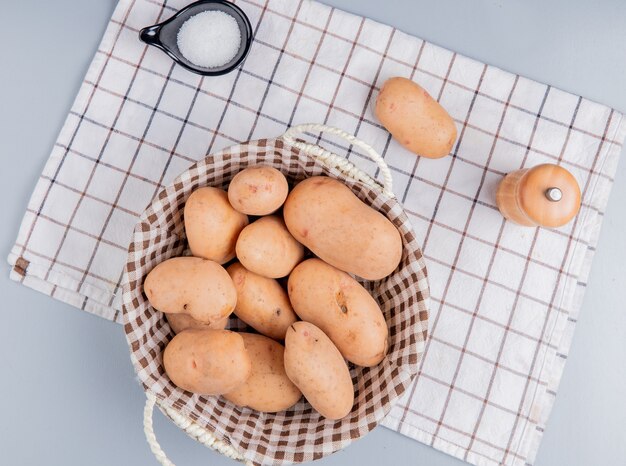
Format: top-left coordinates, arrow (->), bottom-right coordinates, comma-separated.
496,163 -> 581,228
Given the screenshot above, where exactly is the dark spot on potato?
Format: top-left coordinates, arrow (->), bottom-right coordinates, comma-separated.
183,304 -> 188,310
290,324 -> 297,333
336,291 -> 347,314
314,338 -> 319,343
275,308 -> 282,316
375,337 -> 389,360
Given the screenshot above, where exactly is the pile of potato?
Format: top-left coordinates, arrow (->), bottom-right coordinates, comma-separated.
144,166 -> 403,420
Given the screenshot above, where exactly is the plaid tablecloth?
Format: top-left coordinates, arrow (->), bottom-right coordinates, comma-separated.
8,0 -> 626,465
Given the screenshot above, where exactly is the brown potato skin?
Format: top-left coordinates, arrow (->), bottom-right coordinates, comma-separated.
284,322 -> 354,420
184,187 -> 249,264
288,259 -> 388,367
235,216 -> 304,278
223,333 -> 302,412
227,263 -> 298,340
228,166 -> 289,216
283,176 -> 402,280
144,257 -> 236,324
165,313 -> 229,334
163,329 -> 251,395
375,77 -> 457,159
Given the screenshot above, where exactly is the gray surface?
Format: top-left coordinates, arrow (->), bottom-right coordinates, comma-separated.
1,0 -> 625,464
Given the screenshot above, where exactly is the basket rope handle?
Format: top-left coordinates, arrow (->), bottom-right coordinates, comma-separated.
281,123 -> 394,197
144,392 -> 175,466
143,392 -> 252,466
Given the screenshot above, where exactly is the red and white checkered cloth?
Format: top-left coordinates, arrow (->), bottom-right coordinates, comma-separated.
8,0 -> 626,465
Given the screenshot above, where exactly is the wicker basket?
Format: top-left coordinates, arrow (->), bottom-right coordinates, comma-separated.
121,124 -> 430,466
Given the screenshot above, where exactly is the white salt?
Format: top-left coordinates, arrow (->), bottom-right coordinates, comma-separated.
177,11 -> 242,68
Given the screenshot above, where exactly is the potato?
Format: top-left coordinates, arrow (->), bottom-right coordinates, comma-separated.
223,333 -> 302,412
375,77 -> 457,159
163,329 -> 251,395
284,322 -> 354,420
165,313 -> 229,334
288,259 -> 388,367
227,263 -> 298,340
283,176 -> 402,280
228,166 -> 289,216
184,187 -> 249,264
235,216 -> 304,278
144,257 -> 236,324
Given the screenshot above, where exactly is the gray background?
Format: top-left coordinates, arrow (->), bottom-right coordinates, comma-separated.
1,0 -> 625,465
